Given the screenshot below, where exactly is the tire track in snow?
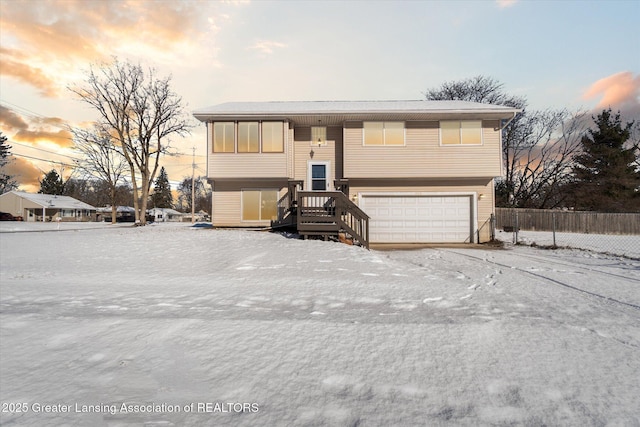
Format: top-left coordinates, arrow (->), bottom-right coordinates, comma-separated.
444,249 -> 640,311
504,251 -> 640,284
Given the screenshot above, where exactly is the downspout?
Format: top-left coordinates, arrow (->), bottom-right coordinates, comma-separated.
500,111 -> 519,131
498,110 -> 520,178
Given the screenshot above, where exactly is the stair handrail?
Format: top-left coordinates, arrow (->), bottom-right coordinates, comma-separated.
334,192 -> 370,249
297,191 -> 369,249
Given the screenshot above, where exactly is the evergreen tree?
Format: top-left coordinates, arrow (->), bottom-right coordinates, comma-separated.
571,109 -> 639,212
151,166 -> 173,208
0,132 -> 18,193
38,169 -> 66,195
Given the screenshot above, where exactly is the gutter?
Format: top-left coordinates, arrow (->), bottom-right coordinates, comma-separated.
499,110 -> 520,130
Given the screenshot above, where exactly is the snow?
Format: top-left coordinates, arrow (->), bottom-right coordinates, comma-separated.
1,222 -> 639,426
496,230 -> 640,259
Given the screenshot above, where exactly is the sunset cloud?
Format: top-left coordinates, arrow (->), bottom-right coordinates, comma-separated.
1,106 -> 74,148
4,156 -> 43,191
0,106 -> 76,192
583,71 -> 640,109
0,0 -> 226,97
13,128 -> 74,148
0,105 -> 29,131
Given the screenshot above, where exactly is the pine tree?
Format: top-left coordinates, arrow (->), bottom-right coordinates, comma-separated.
571,109 -> 638,212
39,169 -> 66,195
0,132 -> 18,193
151,166 -> 173,208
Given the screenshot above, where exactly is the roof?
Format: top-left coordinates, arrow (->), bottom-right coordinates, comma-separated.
149,208 -> 184,215
193,100 -> 520,123
95,206 -> 135,213
6,191 -> 96,210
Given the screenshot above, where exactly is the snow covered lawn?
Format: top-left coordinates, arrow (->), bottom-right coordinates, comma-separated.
1,223 -> 639,426
495,229 -> 640,259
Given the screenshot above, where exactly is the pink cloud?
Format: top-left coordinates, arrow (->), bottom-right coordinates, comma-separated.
583,72 -> 640,108
496,0 -> 518,8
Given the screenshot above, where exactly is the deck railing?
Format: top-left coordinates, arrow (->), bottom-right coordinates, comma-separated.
297,190 -> 369,249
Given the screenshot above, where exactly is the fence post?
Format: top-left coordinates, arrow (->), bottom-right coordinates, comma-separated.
514,210 -> 519,244
552,212 -> 557,247
490,213 -> 496,241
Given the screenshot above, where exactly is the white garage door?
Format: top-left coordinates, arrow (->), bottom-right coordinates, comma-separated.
360,195 -> 473,243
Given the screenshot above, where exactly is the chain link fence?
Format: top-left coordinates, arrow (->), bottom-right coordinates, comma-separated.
493,208 -> 640,259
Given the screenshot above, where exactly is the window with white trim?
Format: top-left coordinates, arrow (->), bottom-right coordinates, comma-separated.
363,121 -> 404,146
440,120 -> 482,145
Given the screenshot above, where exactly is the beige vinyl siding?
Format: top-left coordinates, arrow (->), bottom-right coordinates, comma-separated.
343,120 -> 502,179
293,126 -> 343,188
349,178 -> 495,242
0,192 -> 42,215
211,180 -> 287,227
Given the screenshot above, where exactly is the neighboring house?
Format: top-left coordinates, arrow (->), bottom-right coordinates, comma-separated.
0,191 -> 96,222
181,210 -> 211,223
148,207 -> 184,222
193,100 -> 520,246
96,206 -> 136,223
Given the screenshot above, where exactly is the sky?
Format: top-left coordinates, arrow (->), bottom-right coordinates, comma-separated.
0,0 -> 639,194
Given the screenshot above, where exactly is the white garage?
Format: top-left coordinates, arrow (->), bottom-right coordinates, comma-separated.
359,194 -> 475,243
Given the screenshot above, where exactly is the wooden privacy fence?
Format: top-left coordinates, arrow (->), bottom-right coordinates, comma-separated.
495,208 -> 640,235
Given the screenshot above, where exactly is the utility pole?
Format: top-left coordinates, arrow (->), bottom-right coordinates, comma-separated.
191,147 -> 196,223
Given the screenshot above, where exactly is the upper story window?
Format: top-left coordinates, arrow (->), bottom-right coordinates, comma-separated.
440,120 -> 483,145
363,121 -> 404,146
262,122 -> 284,152
213,122 -> 235,153
238,122 -> 260,153
311,126 -> 327,146
212,121 -> 284,153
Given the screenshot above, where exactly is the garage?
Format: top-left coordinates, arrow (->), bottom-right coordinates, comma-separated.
359,194 -> 474,243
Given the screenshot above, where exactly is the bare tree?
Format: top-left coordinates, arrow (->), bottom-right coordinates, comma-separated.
70,59 -> 191,224
424,75 -> 526,109
177,176 -> 211,214
498,110 -> 588,208
425,76 -> 587,208
71,125 -> 128,224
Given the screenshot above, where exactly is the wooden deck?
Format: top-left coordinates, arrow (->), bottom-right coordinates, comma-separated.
273,181 -> 370,249
297,191 -> 369,249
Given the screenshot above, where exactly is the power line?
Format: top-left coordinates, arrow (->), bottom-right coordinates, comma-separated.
1,99 -> 205,159
11,152 -> 78,168
8,140 -> 83,162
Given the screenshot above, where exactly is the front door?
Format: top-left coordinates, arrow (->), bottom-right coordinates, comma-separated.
307,161 -> 330,191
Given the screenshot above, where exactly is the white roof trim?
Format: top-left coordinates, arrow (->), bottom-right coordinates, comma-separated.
193,100 -> 521,120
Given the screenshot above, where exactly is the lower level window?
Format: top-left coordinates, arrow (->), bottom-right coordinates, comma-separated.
242,190 -> 278,221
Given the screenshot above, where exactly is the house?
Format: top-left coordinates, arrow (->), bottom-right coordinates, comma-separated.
148,207 -> 185,222
0,191 -> 96,222
96,206 -> 136,223
193,100 -> 520,246
181,210 -> 211,223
